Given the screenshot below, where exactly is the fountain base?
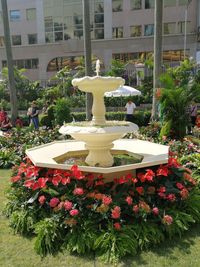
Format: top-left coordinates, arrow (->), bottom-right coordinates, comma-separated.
26,139 -> 169,180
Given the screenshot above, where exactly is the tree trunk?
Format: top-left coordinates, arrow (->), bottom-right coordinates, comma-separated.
152,0 -> 163,120
82,0 -> 93,121
1,0 -> 18,123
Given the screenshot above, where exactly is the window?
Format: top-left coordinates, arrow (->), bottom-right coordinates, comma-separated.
10,10 -> 21,21
47,56 -> 83,72
130,25 -> 142,37
164,22 -> 176,34
2,58 -> 39,69
94,29 -> 104,39
164,0 -> 176,6
0,37 -> 5,47
28,34 -> 37,44
145,0 -> 155,9
112,27 -> 123,38
179,0 -> 189,5
178,21 -> 191,33
12,35 -> 21,45
130,0 -> 142,10
144,24 -> 154,36
26,8 -> 36,21
112,0 -> 123,12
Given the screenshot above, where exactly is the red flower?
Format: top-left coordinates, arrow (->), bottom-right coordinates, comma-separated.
37,177 -> 48,188
64,200 -> 73,210
11,175 -> 21,183
17,162 -> 28,175
25,166 -> 40,178
125,196 -> 133,205
137,172 -> 145,182
70,209 -> 79,216
132,178 -> 138,183
114,222 -> 121,230
71,165 -> 84,180
136,186 -> 144,195
102,195 -> 112,205
180,188 -> 189,200
162,215 -> 173,225
111,206 -> 121,219
157,186 -> 166,193
61,177 -> 71,185
152,207 -> 159,215
168,158 -> 180,168
38,195 -> 46,205
144,169 -> 155,182
166,194 -> 176,202
49,197 -> 60,208
24,179 -> 35,189
73,187 -> 84,196
95,180 -> 105,186
176,182 -> 184,190
157,165 -> 169,177
133,205 -> 139,213
52,174 -> 62,186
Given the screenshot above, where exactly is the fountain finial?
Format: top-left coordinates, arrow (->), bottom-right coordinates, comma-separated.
95,59 -> 100,76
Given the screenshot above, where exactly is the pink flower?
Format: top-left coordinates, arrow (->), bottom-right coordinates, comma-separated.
176,182 -> 184,190
114,222 -> 121,230
162,215 -> 173,225
70,209 -> 79,216
167,194 -> 176,202
125,196 -> 133,205
49,197 -> 60,208
64,200 -> 73,210
73,187 -> 84,196
102,195 -> 112,205
152,207 -> 159,215
111,206 -> 121,219
133,205 -> 139,213
38,195 -> 46,205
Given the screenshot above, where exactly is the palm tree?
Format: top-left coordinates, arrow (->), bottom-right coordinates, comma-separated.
1,0 -> 18,123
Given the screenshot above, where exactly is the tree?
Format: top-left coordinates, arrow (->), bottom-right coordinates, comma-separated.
1,0 -> 18,122
82,0 -> 93,121
151,0 -> 163,120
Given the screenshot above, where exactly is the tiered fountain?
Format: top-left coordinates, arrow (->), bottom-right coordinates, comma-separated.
26,60 -> 169,179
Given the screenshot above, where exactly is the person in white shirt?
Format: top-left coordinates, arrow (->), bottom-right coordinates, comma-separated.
125,100 -> 136,122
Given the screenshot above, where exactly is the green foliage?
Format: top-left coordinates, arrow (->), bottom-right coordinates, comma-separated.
65,221 -> 97,254
54,98 -> 72,125
10,210 -> 35,236
159,59 -> 200,139
40,105 -> 55,128
180,153 -> 200,176
34,218 -> 63,257
0,149 -> 21,168
94,225 -> 137,263
106,59 -> 126,77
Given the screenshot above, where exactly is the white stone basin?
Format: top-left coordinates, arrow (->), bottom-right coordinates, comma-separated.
26,139 -> 169,180
59,121 -> 138,167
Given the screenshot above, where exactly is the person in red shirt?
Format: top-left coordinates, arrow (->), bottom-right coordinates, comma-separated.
0,108 -> 7,123
1,115 -> 12,131
15,116 -> 23,128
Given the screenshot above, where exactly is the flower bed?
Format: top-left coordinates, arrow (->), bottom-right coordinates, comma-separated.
4,158 -> 200,263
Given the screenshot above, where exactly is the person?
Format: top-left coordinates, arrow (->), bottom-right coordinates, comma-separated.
15,116 -> 23,128
0,107 -> 7,123
125,99 -> 136,122
1,115 -> 12,131
27,104 -> 32,125
30,101 -> 40,129
42,101 -> 50,114
188,101 -> 198,134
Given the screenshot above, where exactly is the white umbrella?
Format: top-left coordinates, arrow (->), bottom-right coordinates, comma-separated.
104,85 -> 141,97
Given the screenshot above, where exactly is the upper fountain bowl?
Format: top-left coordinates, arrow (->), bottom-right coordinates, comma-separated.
72,76 -> 124,94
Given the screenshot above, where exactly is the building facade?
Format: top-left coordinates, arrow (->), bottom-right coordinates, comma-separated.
0,0 -> 199,84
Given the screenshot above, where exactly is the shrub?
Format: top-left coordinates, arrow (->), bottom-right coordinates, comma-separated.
5,158 -> 200,263
54,98 -> 72,125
